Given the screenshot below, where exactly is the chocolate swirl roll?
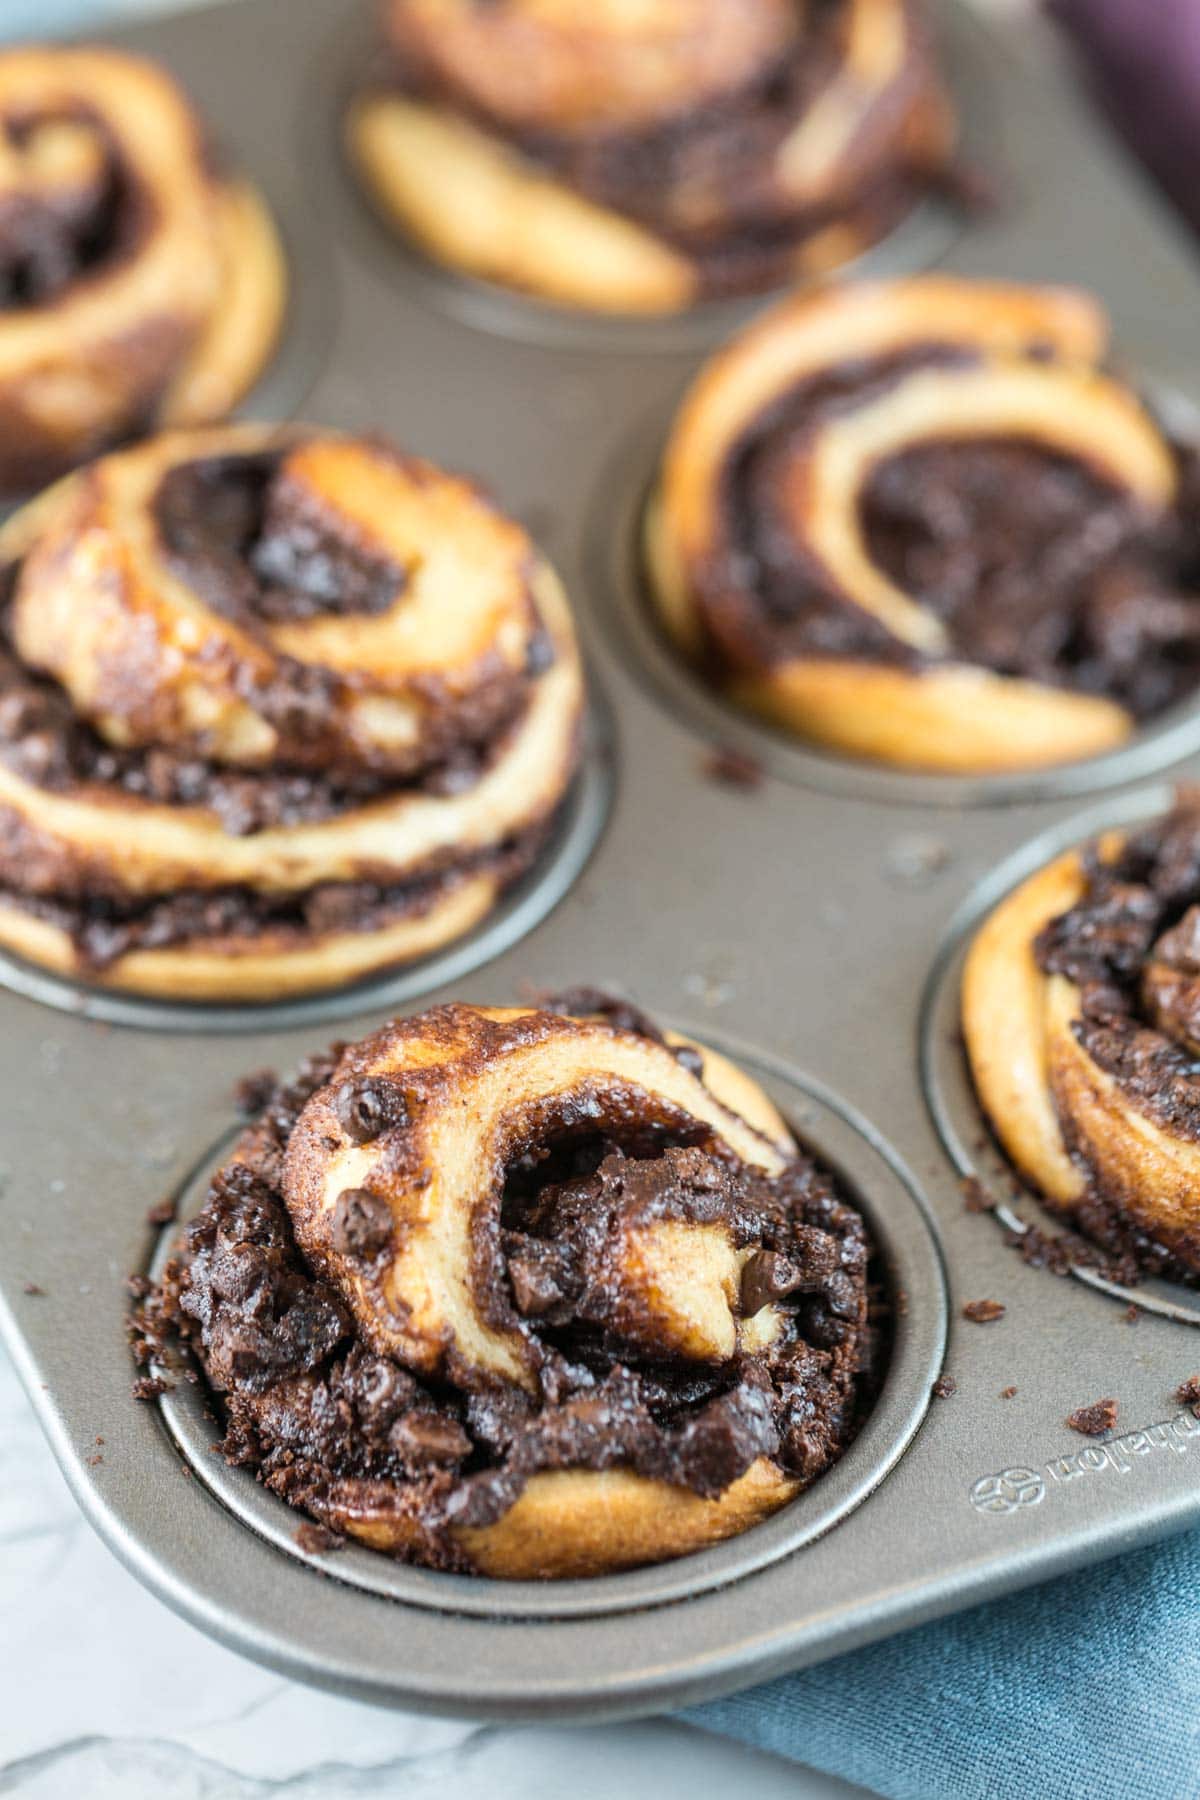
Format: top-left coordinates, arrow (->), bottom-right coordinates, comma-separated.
963,800 -> 1200,1279
348,0 -> 953,314
140,1001 -> 873,1577
648,277 -> 1200,772
0,427 -> 583,1000
0,46 -> 285,495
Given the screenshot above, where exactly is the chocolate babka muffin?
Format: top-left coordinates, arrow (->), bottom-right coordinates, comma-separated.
0,45 -> 284,494
647,275 -> 1200,772
138,999 -> 876,1576
348,0 -> 954,314
0,426 -> 583,999
964,799 -> 1200,1279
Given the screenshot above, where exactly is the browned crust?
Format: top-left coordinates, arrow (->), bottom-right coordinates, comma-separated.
333,1457 -> 800,1577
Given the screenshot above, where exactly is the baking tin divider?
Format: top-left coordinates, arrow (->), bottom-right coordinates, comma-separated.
3,0 -> 1200,1721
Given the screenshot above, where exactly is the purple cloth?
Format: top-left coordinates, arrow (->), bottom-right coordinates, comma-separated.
1049,0 -> 1200,234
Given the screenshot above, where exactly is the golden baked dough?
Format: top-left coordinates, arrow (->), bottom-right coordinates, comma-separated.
963,806 -> 1200,1275
648,276 -> 1194,773
0,427 -> 583,1000
0,46 -> 284,493
349,0 -> 954,313
141,1001 -> 875,1576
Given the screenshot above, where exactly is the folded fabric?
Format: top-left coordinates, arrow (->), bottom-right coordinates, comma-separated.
687,1525 -> 1200,1799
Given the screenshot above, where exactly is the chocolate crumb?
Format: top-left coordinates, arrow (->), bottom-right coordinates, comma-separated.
961,1177 -> 996,1214
1124,1305 -> 1140,1324
86,1453 -> 103,1467
22,1281 -> 44,1296
1066,1397 -> 1119,1436
702,746 -> 764,790
962,1298 -> 1006,1323
145,1199 -> 176,1227
126,1273 -> 152,1299
1000,1386 -> 1018,1399
932,1374 -> 957,1398
234,1068 -> 278,1117
294,1521 -> 346,1554
1176,1375 -> 1200,1408
132,1375 -> 172,1401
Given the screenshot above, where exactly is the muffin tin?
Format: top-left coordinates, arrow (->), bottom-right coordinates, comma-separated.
4,0 -> 1200,1722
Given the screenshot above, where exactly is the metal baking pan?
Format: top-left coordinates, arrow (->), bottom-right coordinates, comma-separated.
4,0 -> 1200,1723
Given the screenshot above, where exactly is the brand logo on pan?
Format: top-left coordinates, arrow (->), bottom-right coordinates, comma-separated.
970,1410 -> 1200,1516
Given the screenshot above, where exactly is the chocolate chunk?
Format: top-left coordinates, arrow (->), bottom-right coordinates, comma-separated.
330,1188 -> 393,1258
673,1382 -> 778,1498
333,1078 -> 409,1143
508,1250 -> 568,1318
1066,1397 -> 1119,1437
388,1412 -> 471,1466
962,1298 -> 1006,1323
740,1249 -> 803,1315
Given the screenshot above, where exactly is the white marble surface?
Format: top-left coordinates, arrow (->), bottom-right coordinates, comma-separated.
0,1347 -> 869,1798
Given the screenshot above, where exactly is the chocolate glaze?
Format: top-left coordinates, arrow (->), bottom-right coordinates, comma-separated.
376,0 -> 945,298
705,350 -> 1200,717
1033,801 -> 1200,1277
136,1012 -> 878,1572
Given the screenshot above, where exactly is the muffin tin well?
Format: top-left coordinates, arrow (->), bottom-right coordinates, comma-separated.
5,0 -> 1200,1724
149,1048 -> 946,1620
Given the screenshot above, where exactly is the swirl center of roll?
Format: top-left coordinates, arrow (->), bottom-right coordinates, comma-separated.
0,111 -> 125,308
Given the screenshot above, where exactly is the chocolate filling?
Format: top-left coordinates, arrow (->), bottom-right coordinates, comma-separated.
707,350 -> 1200,717
377,0 -> 944,298
156,451 -> 406,625
135,1023 -> 879,1571
0,111 -> 137,309
1032,801 -> 1200,1277
2,823 -> 545,971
